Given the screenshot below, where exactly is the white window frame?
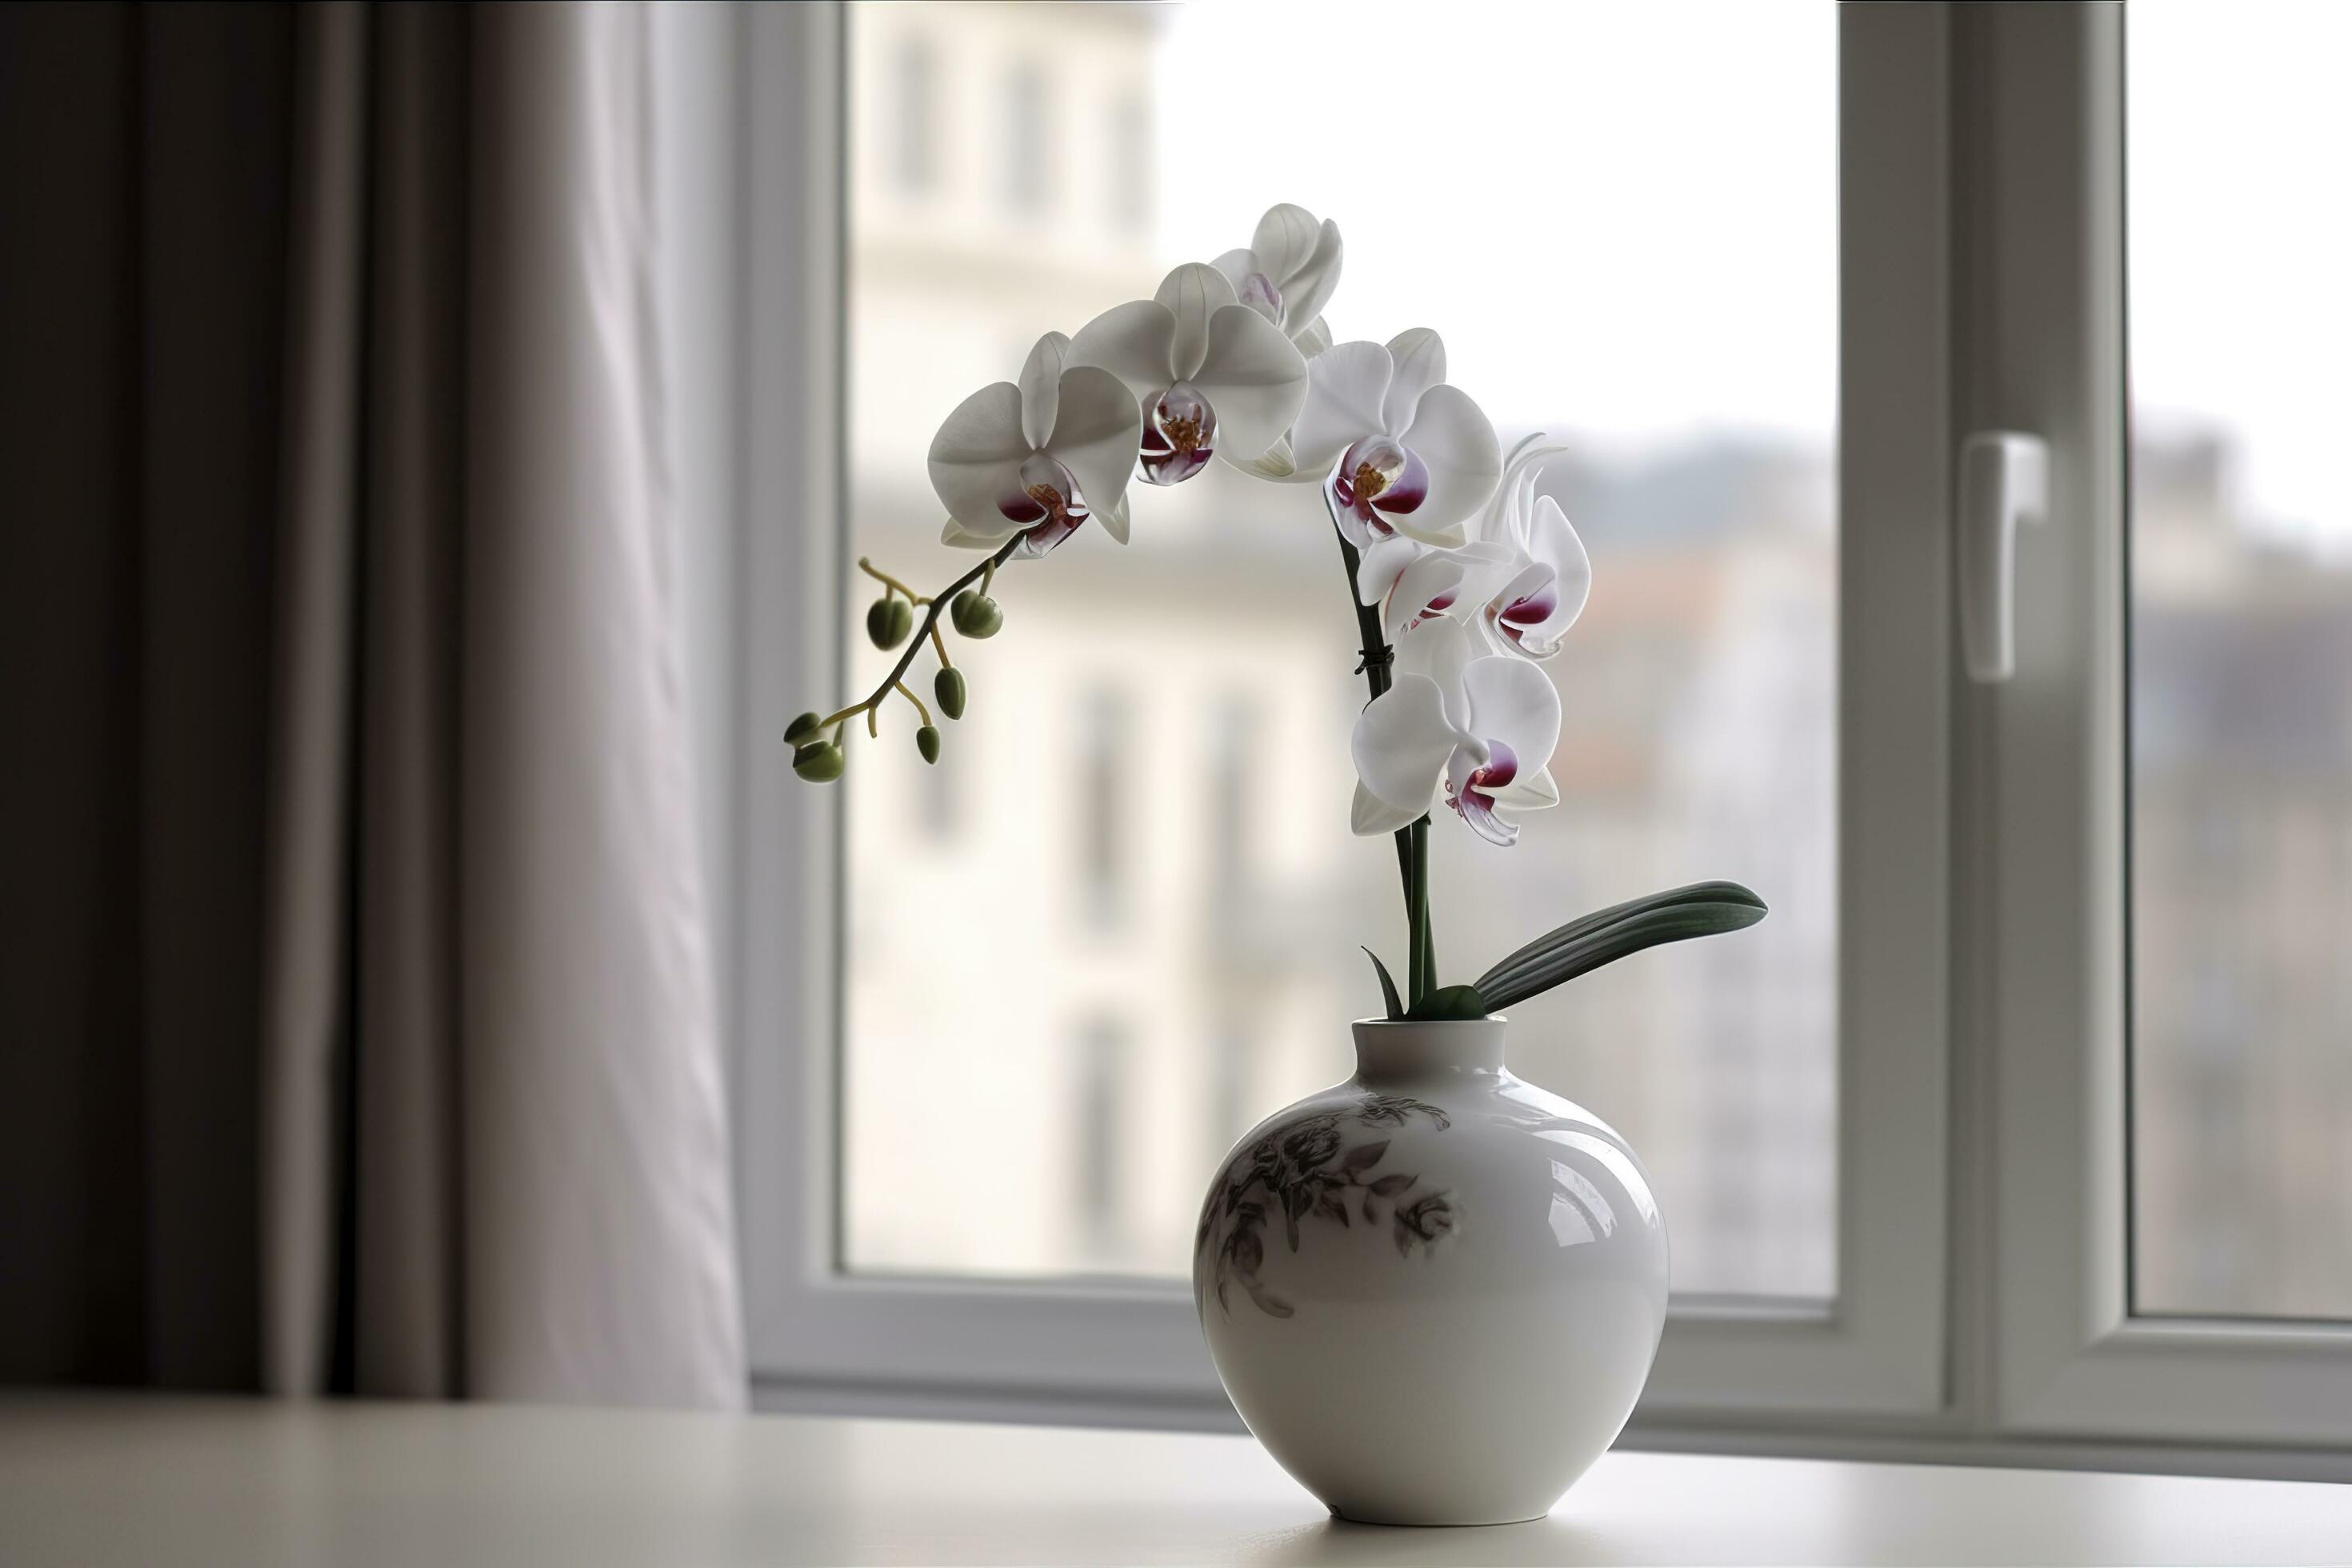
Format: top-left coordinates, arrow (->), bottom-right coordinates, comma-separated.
1965,0 -> 2352,1451
716,0 -> 2352,1470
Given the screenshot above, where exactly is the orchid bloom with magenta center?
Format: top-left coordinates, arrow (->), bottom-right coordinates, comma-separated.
1472,434 -> 1592,658
1285,329 -> 1502,550
1356,526 -> 1526,650
1350,621 -> 1562,846
1070,263 -> 1308,486
928,333 -> 1143,558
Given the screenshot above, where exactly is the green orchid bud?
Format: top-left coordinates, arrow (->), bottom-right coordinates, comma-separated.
950,589 -> 1002,639
784,710 -> 822,746
791,741 -> 844,783
866,597 -> 914,650
933,667 -> 967,721
916,725 -> 942,764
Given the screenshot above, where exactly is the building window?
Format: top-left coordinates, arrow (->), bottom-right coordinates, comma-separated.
1078,688 -> 1128,930
1072,1016 -> 1130,1263
1206,694 -> 1258,912
1002,63 -> 1049,214
892,38 -> 934,194
1109,94 -> 1149,234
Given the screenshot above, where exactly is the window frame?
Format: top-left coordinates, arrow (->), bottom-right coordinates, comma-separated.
1962,0 -> 2352,1451
722,0 -> 2352,1469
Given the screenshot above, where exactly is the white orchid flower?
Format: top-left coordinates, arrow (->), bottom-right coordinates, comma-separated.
1211,202 -> 1342,350
1381,542 -> 1527,646
929,333 -> 1144,556
1068,263 -> 1309,485
1285,329 -> 1502,550
1349,620 -> 1562,846
1471,434 -> 1592,658
1341,503 -> 1521,646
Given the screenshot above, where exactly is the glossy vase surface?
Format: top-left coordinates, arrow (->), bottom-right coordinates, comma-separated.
1192,1017 -> 1669,1526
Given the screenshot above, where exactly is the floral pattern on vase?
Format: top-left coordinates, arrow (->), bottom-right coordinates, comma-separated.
1194,1093 -> 1457,1319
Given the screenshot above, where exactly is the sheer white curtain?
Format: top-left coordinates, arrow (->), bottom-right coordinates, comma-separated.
261,1 -> 743,1407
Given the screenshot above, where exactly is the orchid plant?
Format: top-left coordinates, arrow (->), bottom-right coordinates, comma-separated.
786,205 -> 1765,1021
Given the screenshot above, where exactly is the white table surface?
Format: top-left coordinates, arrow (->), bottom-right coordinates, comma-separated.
4,1394 -> 2350,1566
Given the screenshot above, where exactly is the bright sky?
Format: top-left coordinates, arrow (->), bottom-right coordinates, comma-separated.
1154,0 -> 1838,460
1157,0 -> 2350,540
2129,0 -> 2351,545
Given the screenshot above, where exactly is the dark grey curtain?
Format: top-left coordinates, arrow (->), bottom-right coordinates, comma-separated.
0,1 -> 744,1407
0,0 -> 300,1392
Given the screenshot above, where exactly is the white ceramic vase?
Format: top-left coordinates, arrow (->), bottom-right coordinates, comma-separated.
1192,1016 -> 1668,1526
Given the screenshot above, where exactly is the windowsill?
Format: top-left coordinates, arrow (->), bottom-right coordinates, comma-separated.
6,1394 -> 2349,1565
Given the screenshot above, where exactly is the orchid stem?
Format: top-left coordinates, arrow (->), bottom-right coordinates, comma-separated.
816,537 -> 1020,741
1332,525 -> 1427,999
857,557 -> 930,605
1411,816 -> 1434,1005
893,681 -> 932,726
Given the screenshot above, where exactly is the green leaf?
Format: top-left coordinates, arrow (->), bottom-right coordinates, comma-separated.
1404,983 -> 1490,1022
1361,946 -> 1404,1021
1486,880 -> 1765,978
1476,881 -> 1765,1002
1475,881 -> 1767,1012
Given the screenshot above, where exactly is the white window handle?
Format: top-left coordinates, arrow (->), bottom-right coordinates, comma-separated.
1957,431 -> 2049,682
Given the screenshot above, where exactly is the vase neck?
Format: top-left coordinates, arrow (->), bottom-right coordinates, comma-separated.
1351,1018 -> 1508,1086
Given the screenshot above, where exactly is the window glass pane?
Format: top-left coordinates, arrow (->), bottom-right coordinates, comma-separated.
840,0 -> 1838,1298
2129,0 -> 2352,1319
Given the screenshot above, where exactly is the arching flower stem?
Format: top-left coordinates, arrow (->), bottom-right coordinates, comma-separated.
1333,525 -> 1436,1008
818,534 -> 1022,742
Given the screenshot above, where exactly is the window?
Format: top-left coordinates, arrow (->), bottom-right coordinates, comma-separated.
758,0 -> 1938,1430
891,38 -> 934,194
1967,0 -> 2352,1451
734,1 -> 2352,1466
1108,94 -> 1150,234
1002,62 -> 1048,214
2126,0 -> 2352,1323
839,0 -> 1845,1308
1075,687 -> 1129,933
1205,694 -> 1257,918
1072,1015 -> 1135,1266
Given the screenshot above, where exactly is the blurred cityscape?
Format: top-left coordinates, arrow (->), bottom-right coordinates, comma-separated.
2126,0 -> 2352,1322
2132,434 -> 2352,1319
835,2 -> 1834,1301
834,1 -> 2351,1321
